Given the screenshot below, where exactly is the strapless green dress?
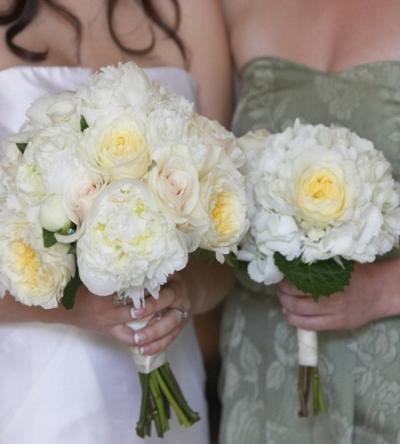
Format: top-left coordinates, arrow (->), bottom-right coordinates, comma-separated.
219,57 -> 400,444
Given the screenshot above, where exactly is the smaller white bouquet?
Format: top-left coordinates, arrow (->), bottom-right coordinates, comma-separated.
234,120 -> 400,416
0,62 -> 248,437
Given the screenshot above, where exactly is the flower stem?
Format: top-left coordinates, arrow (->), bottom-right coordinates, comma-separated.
298,365 -> 312,417
149,372 -> 169,437
136,373 -> 150,438
312,367 -> 326,415
159,364 -> 200,423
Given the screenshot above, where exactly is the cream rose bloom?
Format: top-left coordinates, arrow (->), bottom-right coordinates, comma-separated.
77,180 -> 187,308
239,120 -> 400,284
200,169 -> 249,262
81,113 -> 151,181
148,144 -> 205,226
0,210 -> 75,308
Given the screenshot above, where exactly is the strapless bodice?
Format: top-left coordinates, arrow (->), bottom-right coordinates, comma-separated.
0,65 -> 197,138
233,56 -> 400,180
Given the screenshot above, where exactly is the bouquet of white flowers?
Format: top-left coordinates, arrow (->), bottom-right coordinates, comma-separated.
0,62 -> 248,437
235,120 -> 400,416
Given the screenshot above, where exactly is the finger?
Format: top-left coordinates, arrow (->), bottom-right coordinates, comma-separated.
101,304 -> 135,327
131,288 -> 177,320
108,324 -> 136,346
286,312 -> 341,331
139,326 -> 181,356
278,292 -> 335,316
133,309 -> 186,346
277,280 -> 309,297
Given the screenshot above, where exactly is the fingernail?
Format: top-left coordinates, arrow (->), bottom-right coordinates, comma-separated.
140,346 -> 149,355
134,332 -> 146,344
131,308 -> 144,319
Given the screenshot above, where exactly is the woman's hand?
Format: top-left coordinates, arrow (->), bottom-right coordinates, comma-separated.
277,260 -> 400,331
65,286 -> 136,346
128,273 -> 191,356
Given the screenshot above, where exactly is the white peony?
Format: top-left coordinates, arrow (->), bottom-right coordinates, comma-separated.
189,115 -> 245,176
0,210 -> 75,308
39,194 -> 70,232
78,62 -> 161,124
26,92 -> 81,130
239,120 -> 400,284
16,125 -> 81,205
77,180 -> 188,308
146,93 -> 194,150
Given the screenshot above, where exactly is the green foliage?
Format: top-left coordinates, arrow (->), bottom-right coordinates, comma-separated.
274,253 -> 354,301
61,272 -> 81,310
42,228 -> 57,248
16,142 -> 28,154
80,115 -> 89,132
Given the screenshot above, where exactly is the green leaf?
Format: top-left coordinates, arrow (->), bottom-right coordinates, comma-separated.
16,142 -> 28,154
274,253 -> 354,301
42,228 -> 57,248
68,243 -> 77,255
61,271 -> 81,310
224,252 -> 248,274
191,248 -> 216,262
80,115 -> 89,132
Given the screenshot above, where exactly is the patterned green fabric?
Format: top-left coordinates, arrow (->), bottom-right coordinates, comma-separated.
220,57 -> 400,444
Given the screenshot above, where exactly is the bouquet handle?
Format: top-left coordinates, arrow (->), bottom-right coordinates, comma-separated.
297,328 -> 325,416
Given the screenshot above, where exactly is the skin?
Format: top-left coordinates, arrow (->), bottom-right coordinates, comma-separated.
223,0 -> 400,331
0,0 -> 235,355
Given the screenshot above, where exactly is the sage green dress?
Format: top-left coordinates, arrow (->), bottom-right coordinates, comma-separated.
219,57 -> 400,444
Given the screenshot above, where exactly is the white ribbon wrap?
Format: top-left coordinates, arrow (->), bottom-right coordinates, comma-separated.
127,317 -> 166,374
297,328 -> 318,367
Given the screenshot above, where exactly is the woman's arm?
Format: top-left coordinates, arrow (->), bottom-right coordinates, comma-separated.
277,258 -> 400,331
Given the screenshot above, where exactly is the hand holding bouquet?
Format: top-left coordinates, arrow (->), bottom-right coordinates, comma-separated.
235,120 -> 400,416
0,62 -> 248,437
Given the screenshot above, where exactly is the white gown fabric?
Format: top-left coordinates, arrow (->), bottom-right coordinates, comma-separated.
0,66 -> 209,444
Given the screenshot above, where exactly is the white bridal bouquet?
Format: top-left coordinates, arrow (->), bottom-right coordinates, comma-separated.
235,120 -> 400,416
0,62 -> 248,437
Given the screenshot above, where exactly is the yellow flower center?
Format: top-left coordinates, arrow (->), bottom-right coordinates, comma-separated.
102,129 -> 146,159
297,168 -> 347,222
211,191 -> 236,237
12,240 -> 42,290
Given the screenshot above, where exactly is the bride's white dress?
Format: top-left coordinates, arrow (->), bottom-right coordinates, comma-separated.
0,66 -> 209,444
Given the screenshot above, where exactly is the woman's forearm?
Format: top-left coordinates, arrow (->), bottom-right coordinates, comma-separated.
0,293 -> 71,324
185,257 -> 236,315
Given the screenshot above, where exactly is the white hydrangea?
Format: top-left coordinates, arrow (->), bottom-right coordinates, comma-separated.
238,120 -> 400,284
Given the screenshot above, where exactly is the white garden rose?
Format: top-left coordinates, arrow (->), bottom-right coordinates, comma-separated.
77,180 -> 188,308
148,144 -> 205,228
200,170 -> 248,262
62,164 -> 106,226
0,211 -> 75,308
82,113 -> 151,181
240,120 -> 400,284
